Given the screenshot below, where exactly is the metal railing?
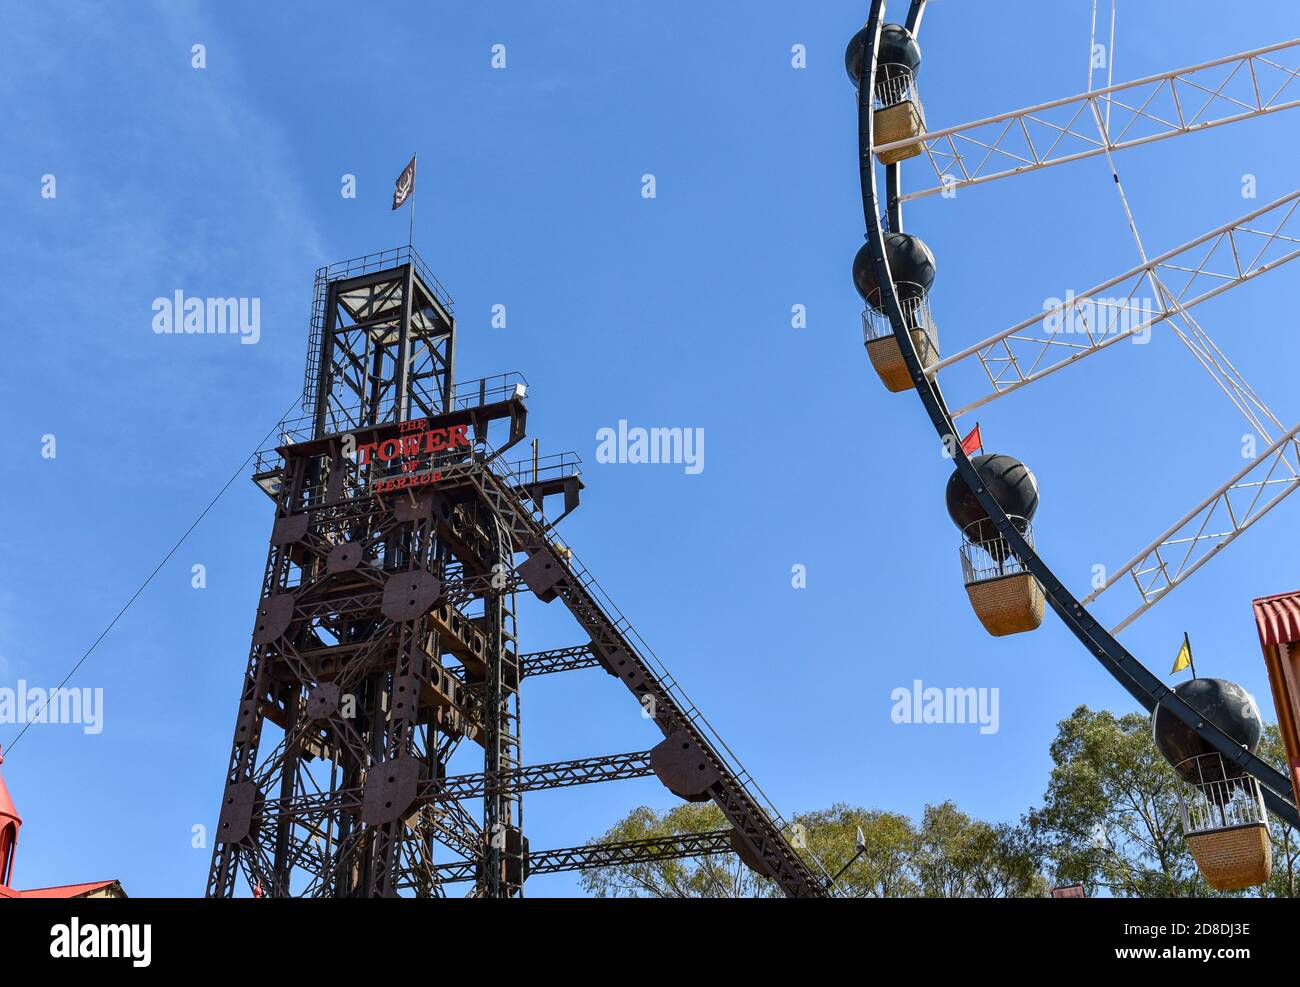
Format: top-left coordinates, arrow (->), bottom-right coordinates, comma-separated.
256,373 -> 532,480
861,284 -> 937,348
501,450 -> 583,489
873,66 -> 920,111
1175,753 -> 1268,834
450,372 -> 529,411
316,245 -> 454,314
959,517 -> 1035,585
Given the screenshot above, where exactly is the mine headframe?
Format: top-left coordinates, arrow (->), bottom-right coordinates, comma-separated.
205,248 -> 829,898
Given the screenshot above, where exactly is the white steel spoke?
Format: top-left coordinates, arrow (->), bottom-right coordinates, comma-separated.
1081,425 -> 1300,633
881,40 -> 1300,201
927,192 -> 1300,417
1154,292 -> 1284,442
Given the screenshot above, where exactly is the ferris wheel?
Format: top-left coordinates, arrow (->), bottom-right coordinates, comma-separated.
849,0 -> 1300,892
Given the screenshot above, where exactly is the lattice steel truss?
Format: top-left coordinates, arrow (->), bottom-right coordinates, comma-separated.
206,250 -> 831,898
931,191 -> 1300,416
880,39 -> 1300,202
1083,424 -> 1300,633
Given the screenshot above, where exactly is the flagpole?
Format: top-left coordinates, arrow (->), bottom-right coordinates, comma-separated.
1186,631 -> 1197,680
408,153 -> 416,248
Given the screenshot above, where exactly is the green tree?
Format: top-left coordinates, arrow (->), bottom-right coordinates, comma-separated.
1030,705 -> 1300,898
578,707 -> 1295,899
1260,724 -> 1299,898
1028,705 -> 1202,897
914,801 -> 1048,898
796,804 -> 919,898
579,800 -> 1045,898
577,803 -> 772,898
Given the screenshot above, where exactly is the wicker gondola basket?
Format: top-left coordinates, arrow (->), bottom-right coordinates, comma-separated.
866,328 -> 939,392
874,101 -> 925,165
1186,823 -> 1272,892
964,571 -> 1046,637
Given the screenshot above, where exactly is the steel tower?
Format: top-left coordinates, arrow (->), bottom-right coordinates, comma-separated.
205,247 -> 829,897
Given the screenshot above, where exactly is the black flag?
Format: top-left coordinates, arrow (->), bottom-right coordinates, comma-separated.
392,155 -> 416,210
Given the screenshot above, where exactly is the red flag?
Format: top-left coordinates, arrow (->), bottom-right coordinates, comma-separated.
960,423 -> 982,456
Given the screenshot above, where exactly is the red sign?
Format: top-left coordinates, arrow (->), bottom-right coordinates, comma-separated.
362,418 -> 471,495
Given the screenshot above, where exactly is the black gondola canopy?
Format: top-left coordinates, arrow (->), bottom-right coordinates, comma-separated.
853,233 -> 936,309
1152,678 -> 1264,784
945,453 -> 1039,543
844,22 -> 922,87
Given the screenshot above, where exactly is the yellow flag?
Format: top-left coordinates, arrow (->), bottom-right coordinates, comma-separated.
1171,635 -> 1192,674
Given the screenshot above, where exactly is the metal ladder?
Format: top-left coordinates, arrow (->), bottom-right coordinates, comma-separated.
300,267 -> 330,415
481,505 -> 525,896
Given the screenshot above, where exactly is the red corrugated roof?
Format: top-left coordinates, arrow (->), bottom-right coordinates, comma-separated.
1253,590 -> 1300,648
16,880 -> 119,898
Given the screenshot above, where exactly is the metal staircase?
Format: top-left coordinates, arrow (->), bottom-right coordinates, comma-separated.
457,456 -> 832,898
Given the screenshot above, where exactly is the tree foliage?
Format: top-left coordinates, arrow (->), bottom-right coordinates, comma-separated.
1029,706 -> 1297,898
578,706 -> 1298,898
1260,724 -> 1299,898
579,800 -> 1046,898
577,803 -> 770,899
1027,705 -> 1200,897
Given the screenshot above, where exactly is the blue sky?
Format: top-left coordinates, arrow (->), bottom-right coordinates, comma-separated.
0,0 -> 1297,897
